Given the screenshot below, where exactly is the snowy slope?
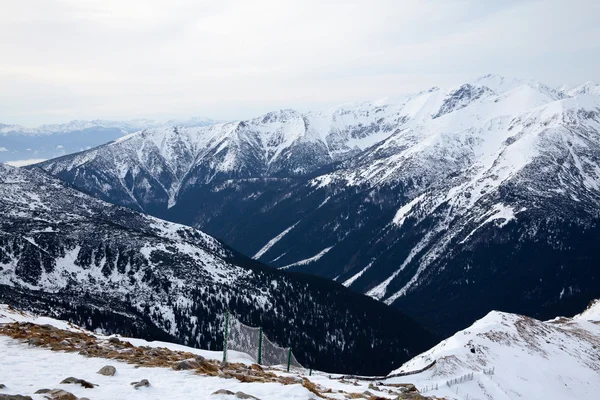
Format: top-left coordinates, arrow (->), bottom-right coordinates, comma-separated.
0,305 -> 426,400
387,301 -> 600,400
0,163 -> 435,374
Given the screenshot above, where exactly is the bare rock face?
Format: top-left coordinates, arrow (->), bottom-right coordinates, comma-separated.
130,379 -> 150,389
96,365 -> 117,376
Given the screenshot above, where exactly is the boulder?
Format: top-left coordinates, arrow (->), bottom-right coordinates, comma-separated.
26,338 -> 43,346
59,377 -> 96,389
212,389 -> 234,395
0,385 -> 5,389
0,395 -> 33,400
97,365 -> 117,376
107,337 -> 121,345
130,379 -> 150,389
44,390 -> 77,400
34,389 -> 52,394
174,359 -> 200,370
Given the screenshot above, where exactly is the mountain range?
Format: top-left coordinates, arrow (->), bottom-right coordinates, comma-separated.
32,74 -> 600,336
0,163 -> 436,374
0,117 -> 218,164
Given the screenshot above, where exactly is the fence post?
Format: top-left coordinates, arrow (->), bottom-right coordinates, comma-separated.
287,347 -> 292,372
309,368 -> 312,376
222,309 -> 229,362
257,327 -> 263,364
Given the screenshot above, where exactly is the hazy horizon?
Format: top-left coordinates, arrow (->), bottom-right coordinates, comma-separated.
2,0 -> 599,126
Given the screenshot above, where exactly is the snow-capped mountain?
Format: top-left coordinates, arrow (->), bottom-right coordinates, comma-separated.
34,74 -> 600,336
0,117 -> 218,164
387,299 -> 600,400
0,163 -> 436,375
35,102 -> 414,210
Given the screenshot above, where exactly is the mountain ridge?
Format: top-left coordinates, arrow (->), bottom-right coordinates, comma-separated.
0,163 -> 436,374
32,74 -> 600,336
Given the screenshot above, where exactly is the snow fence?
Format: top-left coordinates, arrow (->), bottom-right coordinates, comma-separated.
223,311 -> 303,371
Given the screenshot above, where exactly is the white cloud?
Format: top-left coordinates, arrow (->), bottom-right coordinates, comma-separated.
0,147 -> 8,152
1,0 -> 599,125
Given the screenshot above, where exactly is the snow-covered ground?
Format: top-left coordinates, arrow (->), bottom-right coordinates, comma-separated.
0,305 -> 410,400
3,301 -> 599,400
386,300 -> 600,400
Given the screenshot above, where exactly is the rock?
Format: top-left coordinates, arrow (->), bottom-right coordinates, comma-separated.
107,337 -> 121,344
97,365 -> 117,376
0,395 -> 33,400
59,377 -> 96,388
212,389 -> 234,395
26,338 -> 43,346
235,392 -> 261,400
174,359 -> 200,370
79,398 -> 91,400
130,379 -> 150,389
34,389 -> 52,394
0,385 -> 5,389
44,389 -> 77,400
195,355 -> 206,362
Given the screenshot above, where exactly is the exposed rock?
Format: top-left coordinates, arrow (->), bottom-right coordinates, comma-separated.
96,365 -> 116,376
59,377 -> 96,388
107,337 -> 121,345
44,389 -> 77,400
34,389 -> 52,394
0,395 -> 33,400
235,392 -> 261,399
212,389 -> 235,395
26,338 -> 43,346
174,359 -> 201,370
0,385 -> 5,389
130,379 -> 150,389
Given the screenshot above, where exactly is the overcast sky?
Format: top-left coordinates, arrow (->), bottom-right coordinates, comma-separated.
1,0 -> 599,126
